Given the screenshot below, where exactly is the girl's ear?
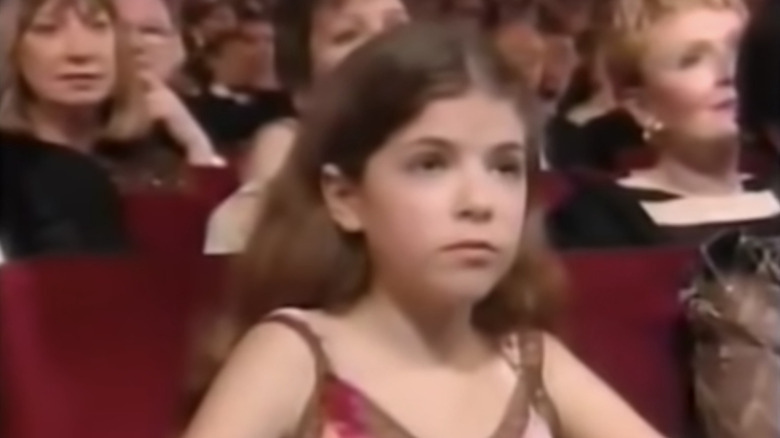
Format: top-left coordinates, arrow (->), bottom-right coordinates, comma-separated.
321,164 -> 364,232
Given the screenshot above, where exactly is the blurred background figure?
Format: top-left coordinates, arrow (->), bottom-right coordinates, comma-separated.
204,0 -> 409,254
492,9 -> 546,92
115,0 -> 224,167
183,0 -> 237,55
187,7 -> 294,152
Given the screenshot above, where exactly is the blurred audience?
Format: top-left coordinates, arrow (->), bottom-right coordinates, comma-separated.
115,0 -> 225,167
547,29 -> 643,172
203,0 -> 409,254
188,16 -> 293,150
493,17 -> 546,93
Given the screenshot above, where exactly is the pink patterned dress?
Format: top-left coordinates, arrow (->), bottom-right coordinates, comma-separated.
264,314 -> 558,438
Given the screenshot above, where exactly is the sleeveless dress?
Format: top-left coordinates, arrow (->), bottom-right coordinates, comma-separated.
263,314 -> 559,438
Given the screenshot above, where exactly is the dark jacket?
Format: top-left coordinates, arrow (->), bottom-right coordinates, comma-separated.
0,130 -> 129,259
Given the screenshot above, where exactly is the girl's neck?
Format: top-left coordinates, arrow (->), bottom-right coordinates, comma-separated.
344,286 -> 488,368
28,102 -> 101,153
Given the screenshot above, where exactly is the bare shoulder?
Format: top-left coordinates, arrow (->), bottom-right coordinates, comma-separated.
538,332 -> 597,393
539,333 -> 665,438
539,333 -> 570,363
183,311 -> 320,438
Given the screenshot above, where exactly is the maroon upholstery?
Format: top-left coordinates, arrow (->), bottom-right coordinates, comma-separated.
538,171 -> 572,210
122,191 -> 211,255
559,247 -> 697,437
616,147 -> 657,173
121,167 -> 238,256
0,257 -> 198,438
189,166 -> 239,211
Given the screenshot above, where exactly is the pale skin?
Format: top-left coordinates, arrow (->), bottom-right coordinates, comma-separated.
114,0 -> 224,167
614,7 -> 780,225
17,2 -> 117,150
622,7 -> 747,195
186,90 -> 664,438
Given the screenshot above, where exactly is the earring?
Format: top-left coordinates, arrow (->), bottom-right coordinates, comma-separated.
642,117 -> 664,142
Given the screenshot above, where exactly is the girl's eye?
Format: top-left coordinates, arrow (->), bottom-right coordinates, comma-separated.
140,25 -> 169,37
679,52 -> 704,68
28,22 -> 59,35
408,153 -> 448,173
331,28 -> 361,45
87,15 -> 112,31
492,157 -> 525,178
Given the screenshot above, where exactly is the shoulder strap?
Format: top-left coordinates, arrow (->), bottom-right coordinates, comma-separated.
519,330 -> 563,437
261,313 -> 330,438
263,313 -> 332,373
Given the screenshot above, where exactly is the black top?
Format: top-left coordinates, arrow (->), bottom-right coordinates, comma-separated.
547,109 -> 643,173
187,87 -> 295,151
0,130 -> 130,260
547,172 -> 780,249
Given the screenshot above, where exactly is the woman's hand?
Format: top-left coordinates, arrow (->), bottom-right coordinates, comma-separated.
145,75 -> 225,167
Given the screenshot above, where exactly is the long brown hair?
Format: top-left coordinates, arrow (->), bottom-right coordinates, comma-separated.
233,21 -> 564,339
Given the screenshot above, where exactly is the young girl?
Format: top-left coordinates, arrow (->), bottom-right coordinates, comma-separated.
185,22 -> 664,438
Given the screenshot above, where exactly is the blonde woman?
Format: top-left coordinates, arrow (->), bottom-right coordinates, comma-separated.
0,0 -> 145,257
547,0 -> 780,249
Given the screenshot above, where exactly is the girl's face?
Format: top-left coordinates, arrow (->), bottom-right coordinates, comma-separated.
323,89 -> 529,307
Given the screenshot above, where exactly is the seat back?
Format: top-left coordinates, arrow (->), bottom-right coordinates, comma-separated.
538,171 -> 572,210
189,167 -> 239,211
559,246 -> 697,437
122,191 -> 211,255
0,256 -> 197,438
121,168 -> 239,256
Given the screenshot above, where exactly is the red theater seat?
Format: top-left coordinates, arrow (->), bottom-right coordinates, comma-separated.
189,166 -> 239,210
559,247 -> 697,437
122,191 -> 211,255
0,257 -> 197,438
616,147 -> 657,173
538,171 -> 572,210
121,169 -> 239,256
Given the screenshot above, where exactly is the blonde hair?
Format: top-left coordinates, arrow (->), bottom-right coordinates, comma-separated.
600,0 -> 746,95
0,0 -> 150,142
